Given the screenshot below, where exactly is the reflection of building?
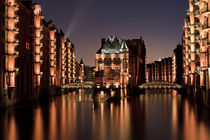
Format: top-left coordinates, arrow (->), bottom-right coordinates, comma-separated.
0,0 -> 77,105
95,36 -> 146,89
146,57 -> 173,82
183,0 -> 209,89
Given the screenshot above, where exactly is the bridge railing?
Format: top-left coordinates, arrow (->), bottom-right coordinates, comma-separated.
139,81 -> 182,89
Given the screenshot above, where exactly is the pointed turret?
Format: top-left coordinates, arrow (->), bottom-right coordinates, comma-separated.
121,40 -> 128,50
80,59 -> 84,65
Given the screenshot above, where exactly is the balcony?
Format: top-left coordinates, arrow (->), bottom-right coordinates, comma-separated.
6,15 -> 19,21
5,51 -> 19,57
195,36 -> 200,42
194,0 -> 200,4
186,9 -> 190,15
50,65 -> 56,68
194,9 -> 200,16
6,67 -> 19,73
35,51 -> 42,55
196,49 -> 200,55
50,45 -> 56,49
50,52 -> 56,55
6,27 -> 19,33
202,38 -> 210,46
34,26 -> 42,30
201,24 -> 210,30
201,7 -> 210,15
6,4 -> 19,10
34,60 -> 43,64
194,23 -> 200,29
50,57 -> 54,61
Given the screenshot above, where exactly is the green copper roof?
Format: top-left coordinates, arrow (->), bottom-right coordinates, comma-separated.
121,40 -> 128,49
96,37 -> 129,54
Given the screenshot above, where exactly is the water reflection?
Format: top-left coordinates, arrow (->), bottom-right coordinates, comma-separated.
0,89 -> 210,140
33,108 -> 43,140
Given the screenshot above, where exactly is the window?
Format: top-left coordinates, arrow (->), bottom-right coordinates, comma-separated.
104,58 -> 112,65
113,58 -> 121,65
98,58 -> 103,64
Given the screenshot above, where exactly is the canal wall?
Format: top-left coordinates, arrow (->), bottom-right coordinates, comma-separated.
0,86 -> 58,107
183,86 -> 210,109
93,85 -> 143,101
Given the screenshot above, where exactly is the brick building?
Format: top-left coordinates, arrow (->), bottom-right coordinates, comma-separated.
0,0 -> 5,97
78,59 -> 85,82
146,57 -> 173,83
172,44 -> 183,84
0,0 -> 77,105
95,36 -> 146,89
126,38 -> 146,86
183,0 -> 209,90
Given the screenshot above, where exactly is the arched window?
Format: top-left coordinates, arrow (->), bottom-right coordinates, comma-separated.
104,58 -> 112,65
113,58 -> 121,65
98,58 -> 103,64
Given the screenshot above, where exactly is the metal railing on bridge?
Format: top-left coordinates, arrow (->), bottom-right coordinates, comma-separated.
62,81 -> 94,89
139,81 -> 182,89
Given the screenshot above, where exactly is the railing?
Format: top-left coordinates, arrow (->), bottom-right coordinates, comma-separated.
202,24 -> 209,29
202,38 -> 210,45
195,36 -> 200,42
201,7 -> 209,14
194,23 -> 200,29
194,9 -> 200,15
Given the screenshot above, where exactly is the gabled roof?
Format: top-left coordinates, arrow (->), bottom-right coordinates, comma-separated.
96,48 -> 102,54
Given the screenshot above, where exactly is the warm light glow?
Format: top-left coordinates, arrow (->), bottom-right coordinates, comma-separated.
35,29 -> 41,37
34,64 -> 40,75
33,4 -> 43,86
50,31 -> 55,40
8,73 -> 15,87
34,5 -> 41,15
8,31 -> 15,42
5,0 -> 20,88
7,7 -> 16,18
34,16 -> 41,28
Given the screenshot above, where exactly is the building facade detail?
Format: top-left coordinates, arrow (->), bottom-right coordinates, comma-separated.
183,0 -> 209,90
33,4 -> 43,87
0,0 -> 78,105
95,37 -> 129,88
5,0 -> 20,90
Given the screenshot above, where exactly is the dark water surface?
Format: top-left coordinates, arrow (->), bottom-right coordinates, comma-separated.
0,89 -> 210,140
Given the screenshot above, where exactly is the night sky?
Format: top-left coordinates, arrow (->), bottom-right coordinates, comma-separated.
36,0 -> 188,66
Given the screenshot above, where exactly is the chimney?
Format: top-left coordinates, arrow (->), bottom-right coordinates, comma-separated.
101,38 -> 105,47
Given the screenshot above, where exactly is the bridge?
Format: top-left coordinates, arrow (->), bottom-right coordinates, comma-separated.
139,81 -> 182,89
62,81 -> 94,89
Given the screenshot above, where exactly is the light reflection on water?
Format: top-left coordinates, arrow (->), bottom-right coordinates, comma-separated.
0,89 -> 210,140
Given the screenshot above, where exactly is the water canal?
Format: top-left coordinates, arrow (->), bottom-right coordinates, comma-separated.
0,89 -> 210,140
